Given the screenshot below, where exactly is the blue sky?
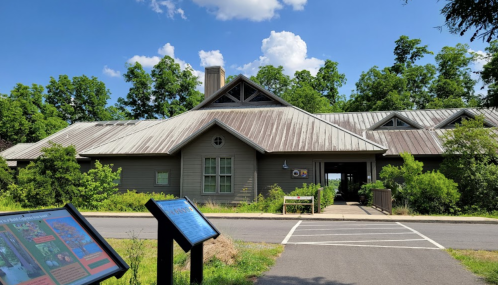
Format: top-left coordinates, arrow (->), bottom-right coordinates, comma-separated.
0,0 -> 491,105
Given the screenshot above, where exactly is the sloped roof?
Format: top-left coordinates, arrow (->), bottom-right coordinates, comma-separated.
79,106 -> 387,156
369,111 -> 424,130
0,143 -> 34,166
316,108 -> 498,156
7,120 -> 164,160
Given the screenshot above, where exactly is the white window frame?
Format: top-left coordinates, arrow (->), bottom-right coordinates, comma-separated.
202,156 -> 234,195
155,170 -> 170,186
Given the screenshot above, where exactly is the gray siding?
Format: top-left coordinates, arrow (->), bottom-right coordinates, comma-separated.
258,154 -> 376,196
181,126 -> 256,203
94,156 -> 181,196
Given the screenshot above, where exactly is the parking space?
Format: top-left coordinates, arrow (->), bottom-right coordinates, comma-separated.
282,221 -> 445,250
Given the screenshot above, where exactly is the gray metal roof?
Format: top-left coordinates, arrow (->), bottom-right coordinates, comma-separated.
7,120 -> 164,160
79,106 -> 387,156
316,108 -> 498,156
1,143 -> 34,166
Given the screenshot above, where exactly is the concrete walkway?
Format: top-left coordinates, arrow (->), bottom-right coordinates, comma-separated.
78,211 -> 498,224
322,200 -> 386,215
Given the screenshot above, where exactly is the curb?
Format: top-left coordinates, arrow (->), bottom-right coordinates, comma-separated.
80,213 -> 498,224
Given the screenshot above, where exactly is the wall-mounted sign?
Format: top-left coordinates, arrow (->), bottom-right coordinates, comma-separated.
291,168 -> 308,179
0,204 -> 128,285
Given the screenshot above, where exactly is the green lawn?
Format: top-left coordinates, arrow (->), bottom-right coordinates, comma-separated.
101,238 -> 284,285
447,249 -> 498,284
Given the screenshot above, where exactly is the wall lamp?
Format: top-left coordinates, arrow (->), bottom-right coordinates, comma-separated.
282,160 -> 289,169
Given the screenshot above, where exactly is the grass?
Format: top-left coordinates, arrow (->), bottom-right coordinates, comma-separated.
447,249 -> 498,284
101,237 -> 284,285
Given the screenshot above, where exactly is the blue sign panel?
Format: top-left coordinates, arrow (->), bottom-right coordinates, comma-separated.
156,199 -> 218,245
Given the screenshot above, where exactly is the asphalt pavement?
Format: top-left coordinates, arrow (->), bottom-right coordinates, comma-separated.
86,218 -> 497,284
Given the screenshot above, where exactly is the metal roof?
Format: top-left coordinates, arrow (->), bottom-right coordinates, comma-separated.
79,106 -> 387,156
7,120 -> 164,160
316,108 -> 498,156
0,143 -> 34,166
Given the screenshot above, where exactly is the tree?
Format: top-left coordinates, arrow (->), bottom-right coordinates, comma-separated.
0,156 -> 14,191
314,60 -> 347,105
118,62 -> 155,119
391,35 -> 433,75
405,0 -> 498,42
250,65 -> 291,97
46,75 -> 113,123
441,115 -> 498,212
8,142 -> 81,207
76,160 -> 121,209
479,40 -> 498,107
51,221 -> 90,255
282,84 -> 332,113
150,56 -> 203,118
429,44 -> 478,106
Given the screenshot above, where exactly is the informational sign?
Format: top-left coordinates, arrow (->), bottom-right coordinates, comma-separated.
156,199 -> 218,245
146,197 -> 220,253
0,204 -> 128,285
291,168 -> 308,179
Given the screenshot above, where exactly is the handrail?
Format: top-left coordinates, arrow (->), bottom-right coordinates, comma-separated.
372,188 -> 392,215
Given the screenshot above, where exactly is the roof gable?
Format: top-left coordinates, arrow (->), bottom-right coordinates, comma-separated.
369,112 -> 423,130
193,75 -> 291,110
434,109 -> 496,129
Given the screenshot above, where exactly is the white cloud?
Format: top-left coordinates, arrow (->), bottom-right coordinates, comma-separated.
127,55 -> 162,68
237,31 -> 324,77
126,43 -> 226,90
199,50 -> 224,67
191,0 -> 285,21
469,49 -> 491,71
158,43 -> 175,57
282,0 -> 307,10
102,66 -> 121,77
142,0 -> 187,19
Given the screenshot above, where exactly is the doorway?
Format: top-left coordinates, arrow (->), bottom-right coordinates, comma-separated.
324,162 -> 367,201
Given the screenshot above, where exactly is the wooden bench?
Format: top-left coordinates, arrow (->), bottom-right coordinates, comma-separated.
283,196 -> 314,215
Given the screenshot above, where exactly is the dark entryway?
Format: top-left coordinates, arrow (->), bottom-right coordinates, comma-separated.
324,162 -> 367,201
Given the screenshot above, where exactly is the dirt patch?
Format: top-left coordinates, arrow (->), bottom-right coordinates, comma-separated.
184,235 -> 238,268
457,250 -> 498,262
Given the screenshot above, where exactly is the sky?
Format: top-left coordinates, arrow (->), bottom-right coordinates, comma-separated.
0,0 -> 492,106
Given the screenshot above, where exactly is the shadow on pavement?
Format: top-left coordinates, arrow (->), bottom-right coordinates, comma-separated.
256,276 -> 354,285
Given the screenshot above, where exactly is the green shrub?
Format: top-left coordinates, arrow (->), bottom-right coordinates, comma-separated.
97,190 -> 175,212
73,160 -> 122,210
286,183 -> 335,213
358,180 -> 385,205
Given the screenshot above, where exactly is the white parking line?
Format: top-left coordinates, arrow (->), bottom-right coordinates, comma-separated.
295,227 -> 405,231
282,220 -> 302,245
396,222 -> 445,249
288,239 -> 426,244
293,232 -> 417,237
285,243 -> 441,250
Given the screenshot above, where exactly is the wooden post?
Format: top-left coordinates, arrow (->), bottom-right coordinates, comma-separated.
317,188 -> 322,214
157,222 -> 174,285
190,243 -> 204,284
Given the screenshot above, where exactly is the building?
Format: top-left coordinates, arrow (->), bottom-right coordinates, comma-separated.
3,66 -> 498,202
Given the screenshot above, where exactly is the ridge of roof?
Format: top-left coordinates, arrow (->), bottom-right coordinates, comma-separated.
192,74 -> 291,110
315,107 -> 490,115
289,106 -> 388,151
368,111 -> 424,130
168,119 -> 266,154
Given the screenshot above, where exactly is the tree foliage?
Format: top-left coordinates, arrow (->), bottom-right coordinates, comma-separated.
119,62 -> 155,119
250,65 -> 291,97
441,115 -> 498,211
479,40 -> 498,107
76,160 -> 121,209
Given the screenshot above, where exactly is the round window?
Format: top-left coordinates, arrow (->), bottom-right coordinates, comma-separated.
212,136 -> 225,148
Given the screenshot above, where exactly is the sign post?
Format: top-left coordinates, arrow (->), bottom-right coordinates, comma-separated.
0,204 -> 129,285
146,196 -> 220,285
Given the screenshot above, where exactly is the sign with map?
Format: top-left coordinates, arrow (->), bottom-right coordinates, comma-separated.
0,204 -> 128,285
146,197 -> 220,252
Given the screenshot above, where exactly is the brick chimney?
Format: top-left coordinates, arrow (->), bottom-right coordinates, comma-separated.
204,66 -> 225,99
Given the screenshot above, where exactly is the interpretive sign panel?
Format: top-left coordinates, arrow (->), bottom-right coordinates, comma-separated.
0,204 -> 128,285
291,168 -> 308,179
146,197 -> 220,252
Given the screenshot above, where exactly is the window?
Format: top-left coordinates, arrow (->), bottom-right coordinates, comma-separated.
113,173 -> 121,186
447,116 -> 470,128
203,157 -> 233,194
156,171 -> 169,185
379,118 -> 413,129
212,135 -> 225,148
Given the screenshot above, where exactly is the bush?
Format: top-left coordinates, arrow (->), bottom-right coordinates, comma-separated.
286,183 -> 335,213
379,152 -> 459,214
97,190 -> 175,212
73,161 -> 122,210
358,181 -> 385,205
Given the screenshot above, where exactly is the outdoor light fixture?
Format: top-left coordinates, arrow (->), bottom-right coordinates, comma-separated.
282,160 -> 289,169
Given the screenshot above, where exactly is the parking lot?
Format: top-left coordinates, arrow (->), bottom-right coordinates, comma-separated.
282,221 -> 445,250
